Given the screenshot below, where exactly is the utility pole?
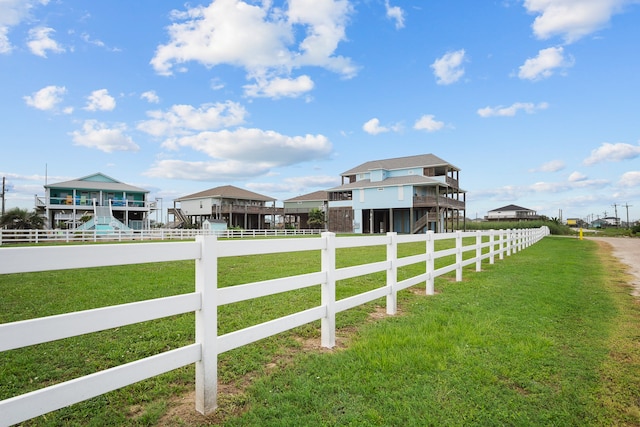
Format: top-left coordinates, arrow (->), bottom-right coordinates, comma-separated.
624,203 -> 633,228
1,176 -> 5,216
612,203 -> 619,227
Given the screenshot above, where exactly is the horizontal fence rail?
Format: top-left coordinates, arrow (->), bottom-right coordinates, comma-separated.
0,228 -> 322,245
0,227 -> 549,426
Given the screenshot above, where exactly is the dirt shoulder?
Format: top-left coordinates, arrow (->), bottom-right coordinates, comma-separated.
587,237 -> 640,296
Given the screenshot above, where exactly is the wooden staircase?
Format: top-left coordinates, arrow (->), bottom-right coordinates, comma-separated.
412,212 -> 437,233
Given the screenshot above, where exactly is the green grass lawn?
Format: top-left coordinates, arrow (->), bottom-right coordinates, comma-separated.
1,236 -> 639,426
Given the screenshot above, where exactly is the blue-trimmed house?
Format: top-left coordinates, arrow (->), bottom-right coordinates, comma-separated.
36,173 -> 154,230
326,154 -> 465,234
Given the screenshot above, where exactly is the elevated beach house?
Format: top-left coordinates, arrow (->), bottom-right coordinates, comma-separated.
170,185 -> 282,229
37,173 -> 153,230
485,204 -> 541,222
326,153 -> 466,234
283,190 -> 328,229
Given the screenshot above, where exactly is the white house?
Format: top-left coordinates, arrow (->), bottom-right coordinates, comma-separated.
486,205 -> 540,221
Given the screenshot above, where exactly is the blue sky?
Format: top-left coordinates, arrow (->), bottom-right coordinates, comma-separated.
1,0 -> 640,224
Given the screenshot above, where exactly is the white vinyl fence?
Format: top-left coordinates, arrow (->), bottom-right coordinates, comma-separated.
0,227 -> 549,426
0,227 -> 322,245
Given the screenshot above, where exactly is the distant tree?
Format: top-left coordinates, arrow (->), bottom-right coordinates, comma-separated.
0,207 -> 45,230
307,208 -> 325,229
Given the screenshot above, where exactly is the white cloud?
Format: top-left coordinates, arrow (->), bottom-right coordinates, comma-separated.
363,118 -> 389,135
385,1 -> 405,29
477,102 -> 549,117
167,127 -> 332,166
27,26 -> 64,57
413,115 -> 444,132
140,91 -> 160,104
210,78 -> 225,90
144,159 -> 272,181
23,85 -> 67,111
584,142 -> 640,165
530,159 -> 565,173
137,101 -> 247,138
0,27 -> 11,54
530,181 -> 569,193
431,49 -> 466,85
523,0 -> 631,43
247,175 -> 340,194
150,0 -> 356,98
80,32 -> 120,52
618,171 -> 640,188
85,89 -> 116,111
0,0 -> 50,54
568,171 -> 587,182
71,120 -> 139,153
518,46 -> 573,80
143,127 -> 332,181
530,175 -> 608,193
138,100 -> 329,182
244,74 -> 314,98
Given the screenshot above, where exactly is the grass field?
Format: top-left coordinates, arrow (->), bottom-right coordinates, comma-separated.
1,236 -> 639,426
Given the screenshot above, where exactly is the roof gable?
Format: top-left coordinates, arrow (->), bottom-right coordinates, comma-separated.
176,185 -> 275,202
284,190 -> 328,202
45,173 -> 148,193
489,204 -> 532,212
341,153 -> 456,176
78,173 -> 122,183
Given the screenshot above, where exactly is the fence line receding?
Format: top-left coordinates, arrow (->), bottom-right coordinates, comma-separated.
0,227 -> 549,426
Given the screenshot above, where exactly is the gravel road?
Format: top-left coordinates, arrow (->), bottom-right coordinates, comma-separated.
587,237 -> 640,296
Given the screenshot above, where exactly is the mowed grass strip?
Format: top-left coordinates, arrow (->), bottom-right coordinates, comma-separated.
0,236 -> 638,425
221,237 -> 639,426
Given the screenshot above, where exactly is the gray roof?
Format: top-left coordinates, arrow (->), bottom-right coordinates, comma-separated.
45,173 -> 148,193
340,153 -> 457,176
489,204 -> 533,212
176,185 -> 275,202
327,175 -> 454,191
284,190 -> 328,202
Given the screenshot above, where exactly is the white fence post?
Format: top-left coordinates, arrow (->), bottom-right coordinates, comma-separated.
195,236 -> 218,415
386,232 -> 398,315
455,230 -> 463,282
321,232 -> 336,349
489,230 -> 495,265
426,231 -> 435,295
475,231 -> 482,272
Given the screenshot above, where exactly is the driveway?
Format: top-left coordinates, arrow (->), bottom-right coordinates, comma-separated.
587,237 -> 640,296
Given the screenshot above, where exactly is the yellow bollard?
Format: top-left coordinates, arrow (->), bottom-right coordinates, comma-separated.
579,228 -> 583,240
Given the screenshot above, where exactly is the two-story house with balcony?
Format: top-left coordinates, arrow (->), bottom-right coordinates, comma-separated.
37,173 -> 153,230
326,154 -> 465,234
170,185 -> 282,229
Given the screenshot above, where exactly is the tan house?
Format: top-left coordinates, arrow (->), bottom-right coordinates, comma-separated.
170,185 -> 282,229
